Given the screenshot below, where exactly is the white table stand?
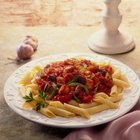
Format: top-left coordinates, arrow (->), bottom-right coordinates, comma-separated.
88,0 -> 135,54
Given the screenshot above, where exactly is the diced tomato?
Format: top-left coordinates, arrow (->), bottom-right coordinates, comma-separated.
82,95 -> 93,103
64,73 -> 73,83
35,58 -> 114,103
64,66 -> 75,73
101,65 -> 113,75
77,92 -> 93,103
88,65 -> 98,73
35,78 -> 46,90
58,85 -> 71,94
97,76 -> 113,94
56,76 -> 65,85
53,93 -> 72,103
86,79 -> 94,90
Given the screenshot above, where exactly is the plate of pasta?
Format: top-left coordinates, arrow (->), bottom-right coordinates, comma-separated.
4,53 -> 140,128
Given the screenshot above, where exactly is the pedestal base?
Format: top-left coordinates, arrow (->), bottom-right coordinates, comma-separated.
88,29 -> 135,54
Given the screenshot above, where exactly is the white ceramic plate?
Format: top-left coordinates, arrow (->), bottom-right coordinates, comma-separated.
4,53 -> 140,128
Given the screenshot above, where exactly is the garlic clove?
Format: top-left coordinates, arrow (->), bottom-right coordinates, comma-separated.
24,36 -> 38,51
24,38 -> 38,51
25,35 -> 38,43
16,44 -> 34,60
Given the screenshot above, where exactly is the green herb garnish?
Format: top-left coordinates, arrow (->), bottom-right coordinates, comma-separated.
23,92 -> 34,102
36,102 -> 48,111
38,90 -> 47,100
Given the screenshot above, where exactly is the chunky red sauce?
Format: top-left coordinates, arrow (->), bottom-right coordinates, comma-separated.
35,58 -> 113,103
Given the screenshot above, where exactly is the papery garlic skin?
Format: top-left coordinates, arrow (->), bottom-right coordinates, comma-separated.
24,36 -> 38,51
16,44 -> 34,60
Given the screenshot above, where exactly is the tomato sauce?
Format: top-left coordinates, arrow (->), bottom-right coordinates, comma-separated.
35,58 -> 114,103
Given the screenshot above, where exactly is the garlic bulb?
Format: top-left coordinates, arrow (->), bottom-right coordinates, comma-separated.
24,36 -> 38,51
16,44 -> 34,60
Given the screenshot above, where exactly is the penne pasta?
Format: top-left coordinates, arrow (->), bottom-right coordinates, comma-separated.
112,68 -> 121,78
39,107 -> 56,118
109,93 -> 123,102
26,88 -> 39,96
32,65 -> 43,71
25,84 -> 39,90
64,103 -> 90,118
110,85 -> 118,95
19,71 -> 33,85
28,100 -> 37,110
49,101 -> 64,109
119,74 -> 129,83
68,100 -> 79,107
22,102 -> 32,109
117,86 -> 123,93
34,95 -> 44,102
47,106 -> 75,118
79,102 -> 99,108
19,85 -> 27,97
86,104 -> 110,115
94,96 -> 118,109
113,78 -> 130,88
95,92 -> 109,99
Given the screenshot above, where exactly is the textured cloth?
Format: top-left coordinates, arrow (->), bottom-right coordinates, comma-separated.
64,99 -> 140,140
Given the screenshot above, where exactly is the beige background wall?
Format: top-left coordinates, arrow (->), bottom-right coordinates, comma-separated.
0,0 -> 139,26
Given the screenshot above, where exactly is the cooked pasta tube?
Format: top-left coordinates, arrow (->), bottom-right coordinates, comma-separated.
98,61 -> 110,66
112,69 -> 121,78
25,84 -> 39,90
45,100 -> 52,104
68,100 -> 79,107
19,66 -> 42,85
27,100 -> 37,110
87,93 -> 123,115
47,106 -> 75,118
49,101 -> 64,109
32,65 -> 43,71
119,74 -> 129,83
86,104 -> 110,115
79,102 -> 99,109
95,92 -> 109,98
19,71 -> 33,85
64,103 -> 90,118
22,102 -> 33,109
39,107 -> 56,118
109,93 -> 123,102
110,85 -> 118,95
117,86 -> 123,93
34,95 -> 44,102
19,86 -> 27,97
25,87 -> 39,96
94,96 -> 118,109
113,78 -> 130,88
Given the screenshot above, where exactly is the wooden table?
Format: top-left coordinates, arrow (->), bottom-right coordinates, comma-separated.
0,23 -> 140,140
